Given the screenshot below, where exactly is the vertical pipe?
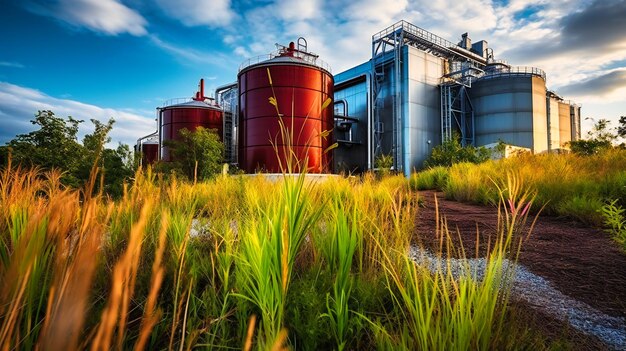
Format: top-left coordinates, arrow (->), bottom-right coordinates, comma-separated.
366,72 -> 372,170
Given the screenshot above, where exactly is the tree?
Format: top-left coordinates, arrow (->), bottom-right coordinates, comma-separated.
0,110 -> 134,197
1,110 -> 84,186
424,135 -> 492,168
568,118 -> 616,155
162,127 -> 224,181
618,116 -> 626,139
78,119 -> 134,197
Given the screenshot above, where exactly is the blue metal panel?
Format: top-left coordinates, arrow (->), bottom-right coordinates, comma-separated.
334,80 -> 369,172
335,61 -> 371,83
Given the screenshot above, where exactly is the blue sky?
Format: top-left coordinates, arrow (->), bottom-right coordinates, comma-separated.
1,0 -> 625,146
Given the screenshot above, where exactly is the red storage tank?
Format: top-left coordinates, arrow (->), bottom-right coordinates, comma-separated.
141,142 -> 159,165
159,79 -> 223,162
238,40 -> 334,173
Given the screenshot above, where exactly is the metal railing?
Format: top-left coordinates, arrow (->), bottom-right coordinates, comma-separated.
372,20 -> 487,65
373,20 -> 459,52
161,98 -> 192,107
481,65 -> 546,81
239,51 -> 332,73
161,97 -> 220,108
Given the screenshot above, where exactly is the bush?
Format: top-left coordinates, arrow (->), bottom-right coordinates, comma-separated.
415,149 -> 626,231
424,136 -> 492,168
601,199 -> 626,251
409,166 -> 449,191
556,195 -> 604,226
160,127 -> 224,181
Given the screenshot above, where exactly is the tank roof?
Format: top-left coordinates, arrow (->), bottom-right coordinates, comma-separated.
160,99 -> 221,110
239,52 -> 332,75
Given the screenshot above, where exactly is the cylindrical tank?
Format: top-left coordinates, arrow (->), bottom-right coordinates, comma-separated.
547,95 -> 561,151
558,101 -> 572,148
141,142 -> 159,165
570,104 -> 581,141
237,41 -> 334,173
469,67 -> 548,153
159,100 -> 223,162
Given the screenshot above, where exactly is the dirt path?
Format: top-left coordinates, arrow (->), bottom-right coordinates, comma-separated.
415,191 -> 626,319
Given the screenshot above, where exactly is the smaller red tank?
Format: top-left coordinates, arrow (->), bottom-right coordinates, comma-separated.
141,142 -> 159,165
159,79 -> 223,162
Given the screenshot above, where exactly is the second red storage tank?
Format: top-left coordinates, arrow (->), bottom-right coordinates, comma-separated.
159,79 -> 223,162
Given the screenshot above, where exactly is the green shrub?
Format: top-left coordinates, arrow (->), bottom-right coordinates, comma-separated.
556,196 -> 604,226
601,199 -> 626,251
410,166 -> 449,191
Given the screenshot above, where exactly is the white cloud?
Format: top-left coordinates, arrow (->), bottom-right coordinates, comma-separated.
212,0 -> 625,134
274,0 -> 320,21
0,61 -> 25,68
34,0 -> 148,36
0,82 -> 155,146
559,69 -> 626,102
149,35 -> 235,69
155,0 -> 235,27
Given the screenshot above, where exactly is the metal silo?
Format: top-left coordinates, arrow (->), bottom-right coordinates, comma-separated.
570,104 -> 582,141
159,79 -> 224,162
237,39 -> 334,173
558,101 -> 572,148
547,92 -> 561,151
470,65 -> 548,153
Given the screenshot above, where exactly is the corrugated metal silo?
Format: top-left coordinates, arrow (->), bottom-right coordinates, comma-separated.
570,104 -> 581,141
547,93 -> 561,151
470,66 -> 548,153
238,40 -> 333,173
558,101 -> 572,148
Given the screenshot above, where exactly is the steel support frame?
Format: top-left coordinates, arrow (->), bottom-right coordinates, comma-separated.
372,27 -> 404,172
372,21 -> 486,171
440,83 -> 474,146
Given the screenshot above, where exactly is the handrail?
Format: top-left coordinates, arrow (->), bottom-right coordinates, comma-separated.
239,51 -> 332,73
373,20 -> 487,64
161,97 -> 220,108
481,65 -> 546,81
161,98 -> 192,107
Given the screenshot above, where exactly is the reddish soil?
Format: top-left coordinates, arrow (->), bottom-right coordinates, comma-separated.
415,191 -> 626,319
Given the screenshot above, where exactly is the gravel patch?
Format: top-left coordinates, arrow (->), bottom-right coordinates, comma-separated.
409,246 -> 626,350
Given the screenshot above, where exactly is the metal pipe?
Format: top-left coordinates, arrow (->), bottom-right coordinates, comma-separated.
334,72 -> 373,169
193,78 -> 206,101
366,72 -> 372,170
214,82 -> 237,103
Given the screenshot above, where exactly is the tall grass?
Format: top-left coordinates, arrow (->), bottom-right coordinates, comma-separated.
0,156 -> 557,350
372,174 -> 535,350
413,149 -> 626,226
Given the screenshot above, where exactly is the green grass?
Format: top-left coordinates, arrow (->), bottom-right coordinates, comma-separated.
412,149 -> 626,228
0,162 -> 576,350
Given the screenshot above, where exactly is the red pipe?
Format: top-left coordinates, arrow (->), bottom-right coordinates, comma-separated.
193,78 -> 205,101
199,78 -> 204,100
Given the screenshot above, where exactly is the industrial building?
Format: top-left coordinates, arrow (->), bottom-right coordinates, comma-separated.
137,20 -> 582,176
